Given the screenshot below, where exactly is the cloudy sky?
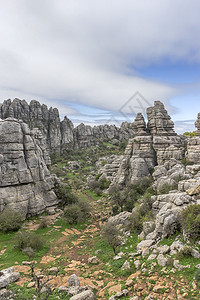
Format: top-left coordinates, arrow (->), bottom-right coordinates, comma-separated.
0,0 -> 200,133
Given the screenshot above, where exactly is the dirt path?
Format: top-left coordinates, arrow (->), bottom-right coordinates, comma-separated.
14,193 -> 200,299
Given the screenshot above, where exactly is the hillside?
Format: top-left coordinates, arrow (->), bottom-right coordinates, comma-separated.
0,101 -> 200,299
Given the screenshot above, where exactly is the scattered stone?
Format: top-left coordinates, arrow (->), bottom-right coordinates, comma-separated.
68,274 -> 80,295
191,249 -> 200,259
134,260 -> 140,269
121,261 -> 130,271
27,281 -> 35,288
142,248 -> 149,257
148,254 -> 157,260
0,266 -> 20,288
48,267 -> 59,274
0,289 -> 13,299
157,254 -> 168,267
137,240 -> 154,252
69,290 -> 95,300
113,252 -> 124,260
58,286 -> 69,293
88,256 -> 99,264
158,245 -> 170,254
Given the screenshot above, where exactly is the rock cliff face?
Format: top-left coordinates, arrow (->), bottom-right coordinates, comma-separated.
108,101 -> 184,186
0,118 -> 58,217
0,99 -> 134,153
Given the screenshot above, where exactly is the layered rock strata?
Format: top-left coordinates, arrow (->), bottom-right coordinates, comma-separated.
110,101 -> 185,186
0,99 -> 134,153
147,101 -> 184,165
0,118 -> 58,217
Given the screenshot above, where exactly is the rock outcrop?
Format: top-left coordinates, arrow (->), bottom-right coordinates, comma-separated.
109,101 -> 185,186
0,99 -> 134,153
0,118 -> 58,217
147,101 -> 184,165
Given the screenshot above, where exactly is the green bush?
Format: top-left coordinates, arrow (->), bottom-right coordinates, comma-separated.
183,131 -> 197,138
64,204 -> 81,224
55,184 -> 78,209
64,198 -> 91,224
195,268 -> 200,283
129,194 -> 154,234
182,157 -> 194,166
15,231 -> 44,251
39,218 -> 49,229
109,178 -> 154,213
159,183 -> 178,194
0,207 -> 23,233
22,247 -> 35,258
102,221 -> 121,254
176,246 -> 192,259
180,204 -> 200,241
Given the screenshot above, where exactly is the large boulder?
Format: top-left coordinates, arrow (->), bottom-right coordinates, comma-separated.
0,267 -> 19,288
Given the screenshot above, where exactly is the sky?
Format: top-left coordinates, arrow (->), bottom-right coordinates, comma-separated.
0,0 -> 200,133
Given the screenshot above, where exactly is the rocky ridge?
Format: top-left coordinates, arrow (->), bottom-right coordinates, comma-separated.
0,118 -> 58,217
0,99 -> 134,153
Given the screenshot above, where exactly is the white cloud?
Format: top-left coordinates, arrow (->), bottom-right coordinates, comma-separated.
0,0 -> 199,117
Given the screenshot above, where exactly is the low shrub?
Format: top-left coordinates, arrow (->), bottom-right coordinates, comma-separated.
129,194 -> 154,234
39,218 -> 49,229
0,207 -> 23,233
15,231 -> 44,251
22,247 -> 35,258
159,183 -> 178,194
64,198 -> 91,224
176,246 -> 193,259
180,204 -> 200,241
102,221 -> 121,254
195,268 -> 200,283
55,184 -> 78,209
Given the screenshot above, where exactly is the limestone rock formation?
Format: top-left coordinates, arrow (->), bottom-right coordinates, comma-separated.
147,101 -> 184,165
109,101 -> 185,186
0,118 -> 58,217
111,112 -> 155,186
0,99 -> 134,153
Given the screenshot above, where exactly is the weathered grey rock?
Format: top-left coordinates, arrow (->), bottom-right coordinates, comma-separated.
113,252 -> 124,260
157,254 -> 168,267
48,267 -> 59,274
191,249 -> 200,259
137,240 -> 154,252
134,260 -> 140,269
58,286 -> 69,293
0,267 -> 20,288
157,245 -> 170,254
147,254 -> 157,260
68,274 -> 80,295
109,289 -> 129,299
147,101 -> 184,164
68,274 -> 80,288
170,241 -> 184,255
108,211 -> 131,226
121,260 -> 130,271
88,256 -> 99,264
0,118 -> 58,217
69,290 -> 94,300
0,288 -> 13,299
0,99 -> 134,153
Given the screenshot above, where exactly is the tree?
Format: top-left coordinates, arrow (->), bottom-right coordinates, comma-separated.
102,221 -> 121,254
